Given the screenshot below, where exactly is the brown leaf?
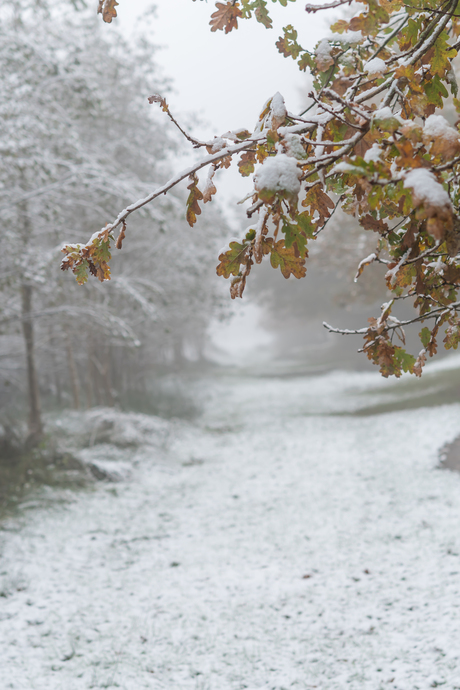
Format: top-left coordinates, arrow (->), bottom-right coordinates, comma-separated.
98,0 -> 119,23
263,238 -> 306,279
210,2 -> 243,34
360,214 -> 388,233
116,220 -> 126,250
203,168 -> 217,203
413,349 -> 427,377
303,185 -> 335,226
238,151 -> 256,177
186,174 -> 204,227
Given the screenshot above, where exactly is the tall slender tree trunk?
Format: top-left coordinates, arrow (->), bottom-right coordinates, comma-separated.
65,331 -> 80,409
21,283 -> 43,445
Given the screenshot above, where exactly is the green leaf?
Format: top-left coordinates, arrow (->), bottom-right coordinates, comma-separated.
216,240 -> 249,278
75,259 -> 90,286
282,212 -> 315,258
431,31 -> 457,77
444,323 -> 460,350
419,326 -> 432,348
394,347 -> 416,374
424,75 -> 448,107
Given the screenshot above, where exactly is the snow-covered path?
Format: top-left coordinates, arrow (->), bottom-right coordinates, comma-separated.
2,370 -> 460,689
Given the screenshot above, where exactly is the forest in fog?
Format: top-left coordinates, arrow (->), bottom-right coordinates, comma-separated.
0,1 -> 231,443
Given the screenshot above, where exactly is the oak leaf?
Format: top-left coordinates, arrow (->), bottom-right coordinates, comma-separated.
360,214 -> 388,233
238,151 -> 256,177
303,185 -> 335,226
98,0 -> 119,23
186,174 -> 204,227
210,2 -> 243,34
263,238 -> 306,279
216,240 -> 250,278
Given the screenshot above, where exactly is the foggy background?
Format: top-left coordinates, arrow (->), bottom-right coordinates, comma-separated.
2,3 -> 460,689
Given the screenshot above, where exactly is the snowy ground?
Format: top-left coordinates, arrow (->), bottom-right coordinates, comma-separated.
2,366 -> 460,689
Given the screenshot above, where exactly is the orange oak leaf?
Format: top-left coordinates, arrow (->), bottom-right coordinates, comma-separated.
303,185 -> 335,226
186,174 -> 204,227
98,0 -> 119,23
210,2 -> 243,34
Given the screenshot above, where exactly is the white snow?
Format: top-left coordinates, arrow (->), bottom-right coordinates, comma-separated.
282,133 -> 307,160
363,57 -> 386,76
364,143 -> 383,163
372,106 -> 403,123
205,137 -> 227,153
2,369 -> 460,689
404,168 -> 452,210
327,31 -> 362,44
270,92 -> 287,128
254,153 -> 301,197
315,39 -> 332,68
423,114 -> 459,144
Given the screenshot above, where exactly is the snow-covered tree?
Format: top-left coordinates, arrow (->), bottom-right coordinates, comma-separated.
67,0 -> 460,379
0,0 -> 227,441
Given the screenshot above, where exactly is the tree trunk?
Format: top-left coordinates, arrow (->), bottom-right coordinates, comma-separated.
65,331 -> 80,409
21,283 -> 43,445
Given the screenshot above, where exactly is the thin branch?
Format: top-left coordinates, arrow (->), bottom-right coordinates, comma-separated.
305,0 -> 352,13
323,301 -> 460,335
148,95 -> 207,148
92,136 -> 265,237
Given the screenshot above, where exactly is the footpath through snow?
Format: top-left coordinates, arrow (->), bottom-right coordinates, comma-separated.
1,368 -> 460,689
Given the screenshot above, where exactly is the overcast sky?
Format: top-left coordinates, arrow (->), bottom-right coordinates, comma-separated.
117,1 -> 327,136
114,1 -> 328,215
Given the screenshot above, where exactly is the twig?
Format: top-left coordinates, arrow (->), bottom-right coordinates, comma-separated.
148,95 -> 207,149
323,301 -> 460,335
305,0 -> 352,13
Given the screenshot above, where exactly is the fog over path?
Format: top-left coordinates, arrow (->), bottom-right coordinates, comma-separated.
1,369 -> 460,689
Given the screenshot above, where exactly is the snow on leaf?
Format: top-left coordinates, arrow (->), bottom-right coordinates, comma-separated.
354,253 -> 376,282
254,153 -> 301,204
315,39 -> 334,71
413,349 -> 427,377
203,167 -> 217,203
422,114 -> 460,159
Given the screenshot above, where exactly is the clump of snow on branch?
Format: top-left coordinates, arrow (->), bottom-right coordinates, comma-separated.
403,169 -> 452,210
254,154 -> 301,197
363,57 -> 386,75
269,92 -> 287,130
364,143 -> 383,163
315,39 -> 333,69
423,114 -> 460,147
282,133 -> 307,160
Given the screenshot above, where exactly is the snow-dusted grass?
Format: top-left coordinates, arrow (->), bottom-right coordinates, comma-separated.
1,368 -> 460,689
